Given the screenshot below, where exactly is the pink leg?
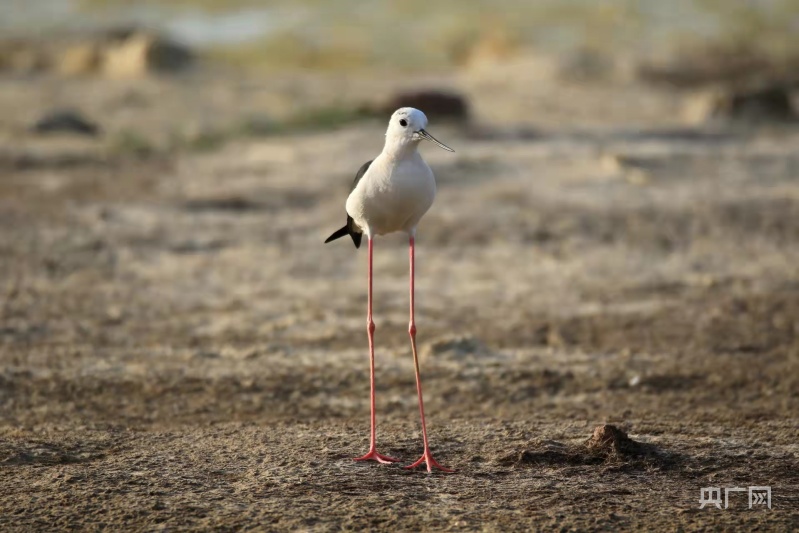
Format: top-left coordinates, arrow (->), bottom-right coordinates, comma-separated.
404,236 -> 454,473
354,237 -> 399,464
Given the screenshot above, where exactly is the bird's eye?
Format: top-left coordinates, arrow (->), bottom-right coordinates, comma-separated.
399,119 -> 408,127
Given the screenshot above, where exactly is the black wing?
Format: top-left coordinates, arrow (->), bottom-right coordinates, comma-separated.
324,160 -> 373,249
351,160 -> 373,191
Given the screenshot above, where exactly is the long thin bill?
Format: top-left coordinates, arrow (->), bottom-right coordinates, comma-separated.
418,129 -> 454,152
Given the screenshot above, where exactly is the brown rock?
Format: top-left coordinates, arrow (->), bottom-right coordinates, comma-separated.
379,90 -> 469,122
714,85 -> 796,123
55,43 -> 101,76
0,29 -> 192,78
101,31 -> 193,78
685,85 -> 797,125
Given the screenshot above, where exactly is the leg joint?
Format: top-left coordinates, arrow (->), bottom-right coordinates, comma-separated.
367,318 -> 375,335
408,322 -> 416,337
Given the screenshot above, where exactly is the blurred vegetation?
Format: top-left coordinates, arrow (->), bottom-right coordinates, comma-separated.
206,30 -> 374,71
203,1 -> 648,71
109,129 -> 157,157
266,105 -> 376,131
693,0 -> 799,60
75,0 -> 799,71
77,0 -> 261,12
108,105 -> 375,156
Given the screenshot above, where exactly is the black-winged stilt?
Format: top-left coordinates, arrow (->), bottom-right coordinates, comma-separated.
325,107 -> 455,472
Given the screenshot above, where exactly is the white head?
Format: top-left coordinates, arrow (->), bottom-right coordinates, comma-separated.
384,107 -> 454,154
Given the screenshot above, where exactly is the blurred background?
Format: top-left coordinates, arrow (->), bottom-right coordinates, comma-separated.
2,0 -> 799,147
5,0 -> 799,71
2,1 -> 798,530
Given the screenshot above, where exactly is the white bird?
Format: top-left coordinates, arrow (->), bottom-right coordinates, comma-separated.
325,107 -> 455,473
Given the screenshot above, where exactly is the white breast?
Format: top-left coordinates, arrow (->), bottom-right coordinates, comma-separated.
346,152 -> 436,237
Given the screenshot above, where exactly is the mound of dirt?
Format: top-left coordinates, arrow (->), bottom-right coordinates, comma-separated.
584,424 -> 644,457
502,425 -> 672,470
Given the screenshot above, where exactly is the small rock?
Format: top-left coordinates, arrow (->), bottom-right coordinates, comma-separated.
684,85 -> 797,125
379,90 -> 469,122
421,335 -> 489,361
104,306 -> 124,325
31,109 -> 100,136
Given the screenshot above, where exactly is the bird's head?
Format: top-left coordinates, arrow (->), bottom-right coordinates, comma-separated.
385,107 -> 454,153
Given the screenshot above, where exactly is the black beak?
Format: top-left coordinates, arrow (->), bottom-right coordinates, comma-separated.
418,129 -> 454,152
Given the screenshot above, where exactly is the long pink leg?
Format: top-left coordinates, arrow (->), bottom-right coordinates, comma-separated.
354,237 -> 399,464
404,236 -> 454,473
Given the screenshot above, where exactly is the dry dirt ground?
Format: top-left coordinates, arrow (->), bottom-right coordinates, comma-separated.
1,73 -> 798,531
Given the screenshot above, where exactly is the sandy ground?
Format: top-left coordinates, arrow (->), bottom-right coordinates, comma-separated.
1,70 -> 798,531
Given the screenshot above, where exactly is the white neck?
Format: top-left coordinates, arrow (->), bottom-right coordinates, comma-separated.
382,136 -> 421,162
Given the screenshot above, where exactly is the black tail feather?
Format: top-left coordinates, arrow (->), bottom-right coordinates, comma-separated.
325,225 -> 349,244
350,230 -> 362,248
325,216 -> 362,249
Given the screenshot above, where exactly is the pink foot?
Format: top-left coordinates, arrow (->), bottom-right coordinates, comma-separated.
404,449 -> 454,473
353,448 -> 400,464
